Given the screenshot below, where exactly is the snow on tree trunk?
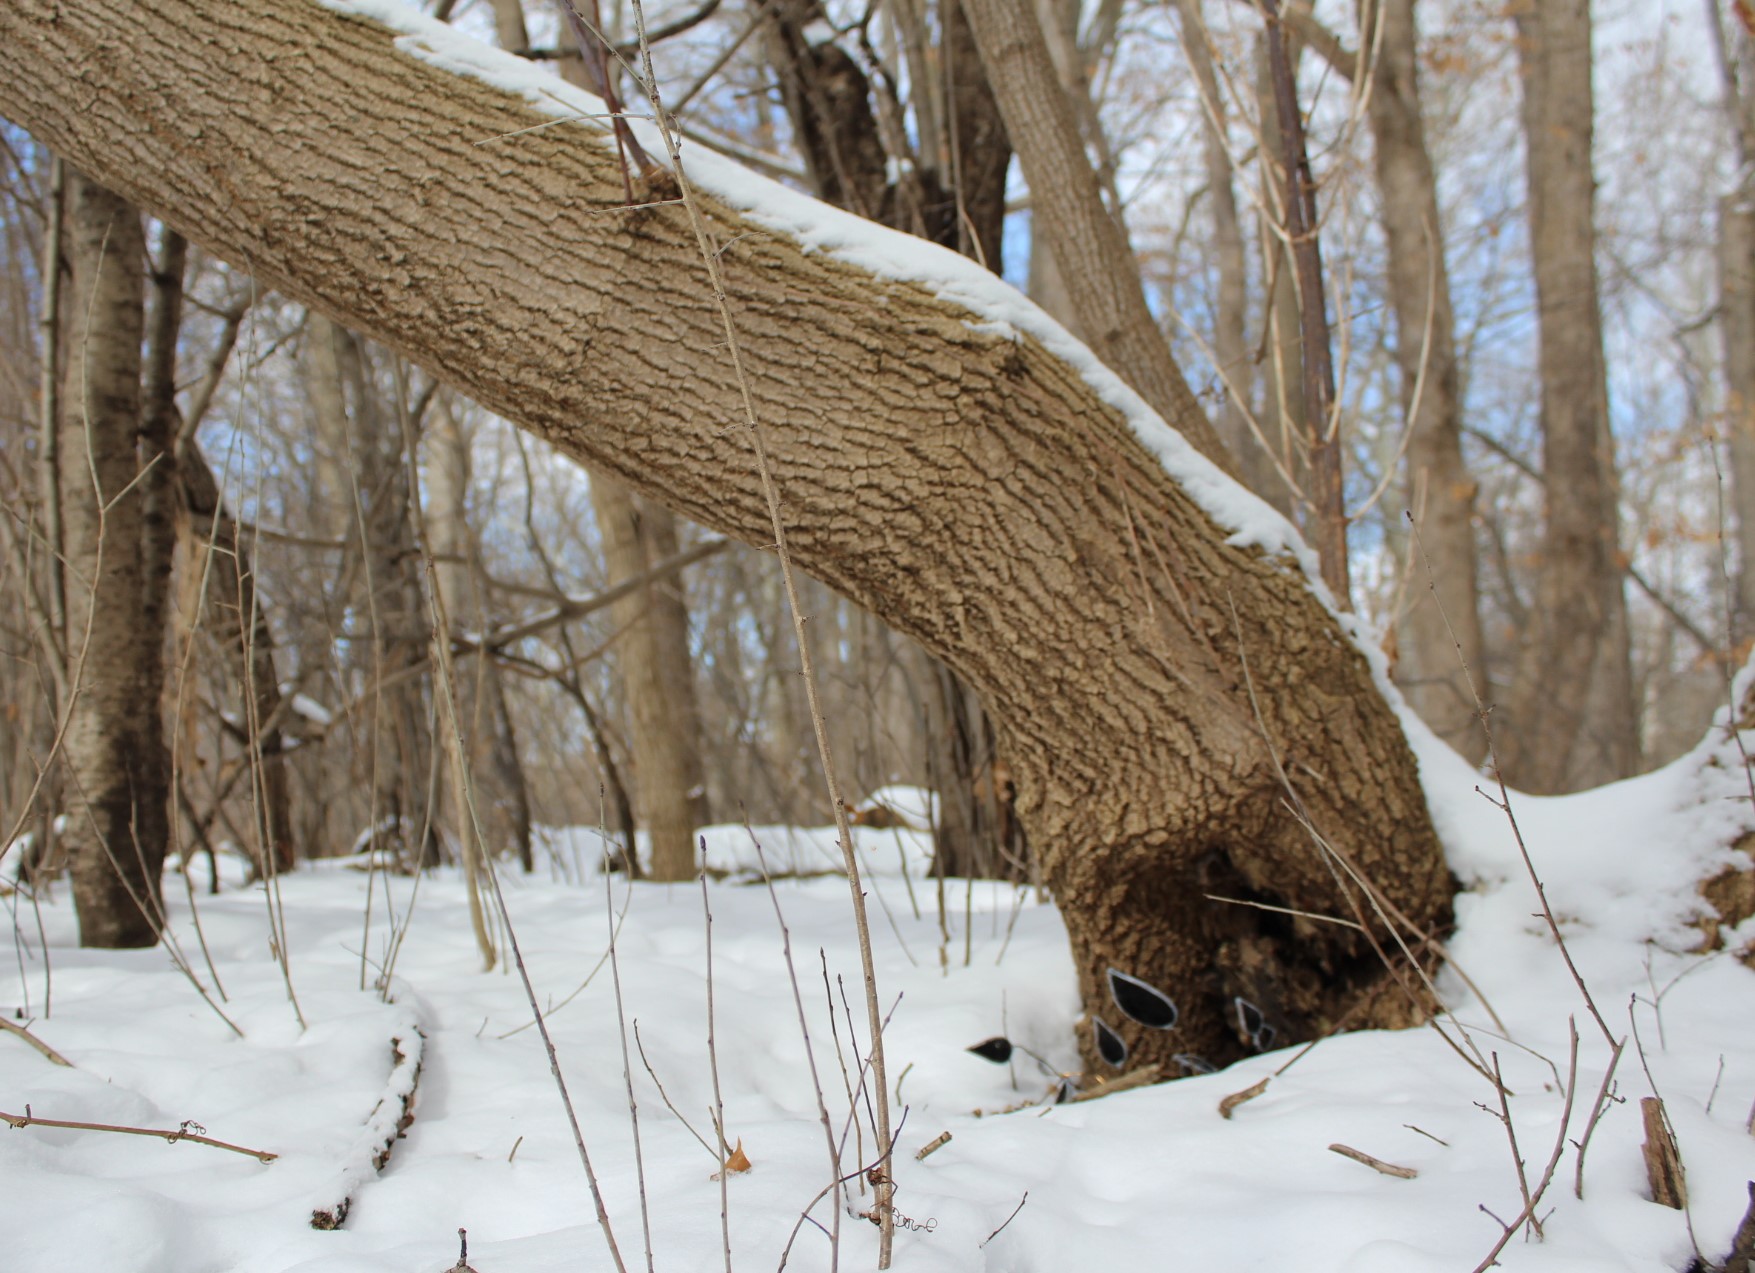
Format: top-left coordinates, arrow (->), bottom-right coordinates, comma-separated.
0,0 -> 1451,1070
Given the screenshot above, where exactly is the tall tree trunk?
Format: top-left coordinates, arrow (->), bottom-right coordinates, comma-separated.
1498,0 -> 1639,791
1254,38 -> 1311,522
1711,6 -> 1755,638
591,477 -> 710,881
537,1 -> 712,879
175,439 -> 298,874
1358,0 -> 1483,756
0,0 -> 1454,1071
1176,0 -> 1272,504
960,0 -> 1238,473
56,170 -> 174,948
427,394 -> 533,870
307,314 -> 439,864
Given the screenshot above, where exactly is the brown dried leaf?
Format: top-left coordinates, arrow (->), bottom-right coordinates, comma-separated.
711,1138 -> 752,1180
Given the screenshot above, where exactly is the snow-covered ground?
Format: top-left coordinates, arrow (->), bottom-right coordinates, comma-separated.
4,731 -> 1755,1272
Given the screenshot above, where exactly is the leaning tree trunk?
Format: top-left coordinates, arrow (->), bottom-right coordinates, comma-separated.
56,170 -> 175,948
1499,0 -> 1639,792
0,0 -> 1452,1071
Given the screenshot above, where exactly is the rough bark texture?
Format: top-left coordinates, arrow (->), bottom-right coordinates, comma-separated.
959,0 -> 1236,474
57,171 -> 174,948
1357,0 -> 1484,757
1499,0 -> 1640,792
0,0 -> 1451,1069
762,0 -> 1019,877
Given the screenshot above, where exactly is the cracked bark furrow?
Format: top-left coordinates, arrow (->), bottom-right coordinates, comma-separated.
0,0 -> 1450,1070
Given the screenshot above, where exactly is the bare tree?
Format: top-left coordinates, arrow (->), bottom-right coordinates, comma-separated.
0,0 -> 1454,1069
1710,0 -> 1755,635
1498,0 -> 1639,791
1289,0 -> 1484,756
55,171 -> 175,946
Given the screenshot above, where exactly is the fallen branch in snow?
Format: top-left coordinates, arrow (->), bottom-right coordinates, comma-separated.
1327,1143 -> 1418,1179
1068,1065 -> 1161,1103
0,1017 -> 73,1066
309,1027 -> 425,1229
1218,1076 -> 1269,1119
0,1106 -> 275,1161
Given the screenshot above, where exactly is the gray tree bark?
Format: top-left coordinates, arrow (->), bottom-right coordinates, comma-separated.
57,171 -> 175,947
307,314 -> 440,864
1296,0 -> 1484,754
1711,7 -> 1755,635
591,476 -> 711,880
1498,0 -> 1640,792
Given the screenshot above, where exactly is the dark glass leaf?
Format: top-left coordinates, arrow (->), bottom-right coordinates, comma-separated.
1093,1016 -> 1128,1068
1233,996 -> 1265,1038
1251,1024 -> 1277,1052
1107,967 -> 1178,1030
1173,1053 -> 1217,1076
966,1036 -> 1014,1064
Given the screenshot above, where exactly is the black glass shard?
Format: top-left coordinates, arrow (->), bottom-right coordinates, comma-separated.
1107,968 -> 1178,1030
1093,1016 -> 1128,1068
1251,1024 -> 1277,1052
966,1036 -> 1014,1064
1233,996 -> 1265,1038
1173,1053 -> 1217,1076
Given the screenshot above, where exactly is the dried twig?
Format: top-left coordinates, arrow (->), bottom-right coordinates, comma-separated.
621,11 -> 898,1254
752,828 -> 842,1269
2,1105 -> 274,1162
1219,1076 -> 1270,1119
1328,1143 -> 1418,1179
914,1131 -> 951,1161
0,1016 -> 72,1066
978,1191 -> 1028,1249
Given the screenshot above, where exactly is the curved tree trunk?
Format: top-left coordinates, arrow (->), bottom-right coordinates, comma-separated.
0,0 -> 1451,1070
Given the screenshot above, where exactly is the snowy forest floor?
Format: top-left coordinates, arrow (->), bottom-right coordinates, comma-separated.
6,714 -> 1755,1272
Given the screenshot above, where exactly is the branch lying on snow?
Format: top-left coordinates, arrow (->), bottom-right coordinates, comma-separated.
310,1025 -> 426,1230
1328,1143 -> 1418,1180
0,1106 -> 276,1162
0,1017 -> 74,1067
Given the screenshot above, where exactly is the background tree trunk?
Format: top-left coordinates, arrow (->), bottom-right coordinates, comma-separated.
1711,7 -> 1755,640
1357,0 -> 1484,756
57,170 -> 174,948
591,477 -> 711,880
0,0 -> 1453,1069
960,0 -> 1236,473
307,314 -> 440,865
1499,0 -> 1639,792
